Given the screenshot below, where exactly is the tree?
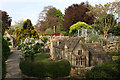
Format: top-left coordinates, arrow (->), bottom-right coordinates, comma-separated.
37,6 -> 54,22
88,2 -> 118,39
109,22 -> 120,36
92,14 -> 117,35
13,19 -> 39,45
1,10 -> 12,29
69,21 -> 92,34
0,10 -> 12,35
36,7 -> 64,33
45,28 -> 54,34
12,19 -> 24,29
63,2 -> 94,32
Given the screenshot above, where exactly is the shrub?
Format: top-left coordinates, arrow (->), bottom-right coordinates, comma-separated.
85,59 -> 120,79
2,37 -> 10,61
47,60 -> 71,78
2,37 -> 10,79
40,37 -> 49,44
107,52 -> 120,56
2,57 -> 6,79
8,28 -> 15,35
20,37 -> 44,62
20,61 -> 46,78
19,59 -> 71,78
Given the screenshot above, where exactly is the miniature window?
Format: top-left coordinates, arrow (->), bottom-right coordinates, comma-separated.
78,50 -> 82,55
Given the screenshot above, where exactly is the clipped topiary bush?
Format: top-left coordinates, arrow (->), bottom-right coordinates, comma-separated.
19,61 -> 46,78
46,59 -> 71,78
19,59 -> 71,78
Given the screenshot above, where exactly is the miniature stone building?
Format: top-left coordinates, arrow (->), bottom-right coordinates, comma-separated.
50,37 -> 112,75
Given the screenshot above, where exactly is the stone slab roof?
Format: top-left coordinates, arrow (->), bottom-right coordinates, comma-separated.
53,37 -> 81,51
52,37 -> 106,54
81,43 -> 106,54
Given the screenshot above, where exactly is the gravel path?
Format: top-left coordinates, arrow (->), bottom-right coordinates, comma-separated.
5,49 -> 22,79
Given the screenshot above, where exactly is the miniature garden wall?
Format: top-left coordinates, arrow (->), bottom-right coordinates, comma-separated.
104,41 -> 120,52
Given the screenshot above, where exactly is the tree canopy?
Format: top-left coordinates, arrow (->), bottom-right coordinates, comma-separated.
88,1 -> 118,39
63,2 -> 94,32
36,6 -> 64,34
69,21 -> 92,34
0,10 -> 12,35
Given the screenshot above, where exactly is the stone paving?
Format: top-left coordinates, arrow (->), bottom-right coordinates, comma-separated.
5,49 -> 22,79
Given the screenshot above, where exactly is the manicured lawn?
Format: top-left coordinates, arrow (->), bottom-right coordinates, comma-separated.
34,52 -> 51,63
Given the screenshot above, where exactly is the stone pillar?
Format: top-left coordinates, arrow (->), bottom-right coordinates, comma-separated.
86,51 -> 89,67
81,29 -> 87,40
50,37 -> 53,59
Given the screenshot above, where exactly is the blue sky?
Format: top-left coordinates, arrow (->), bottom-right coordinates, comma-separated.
0,0 -> 118,25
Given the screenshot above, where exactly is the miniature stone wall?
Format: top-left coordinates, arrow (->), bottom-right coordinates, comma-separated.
103,41 -> 120,52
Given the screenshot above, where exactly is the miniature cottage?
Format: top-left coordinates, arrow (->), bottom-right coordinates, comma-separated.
50,37 -> 112,75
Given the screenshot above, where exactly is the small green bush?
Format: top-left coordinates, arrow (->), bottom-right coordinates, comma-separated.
107,52 -> 120,56
19,59 -> 71,78
85,59 -> 120,79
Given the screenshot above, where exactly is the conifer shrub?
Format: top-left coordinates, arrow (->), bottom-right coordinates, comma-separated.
13,19 -> 39,45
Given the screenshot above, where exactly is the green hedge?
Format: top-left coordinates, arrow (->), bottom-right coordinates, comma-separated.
2,57 -> 6,79
2,37 -> 10,61
2,37 -> 11,79
85,59 -> 120,79
107,52 -> 120,56
19,59 -> 71,78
